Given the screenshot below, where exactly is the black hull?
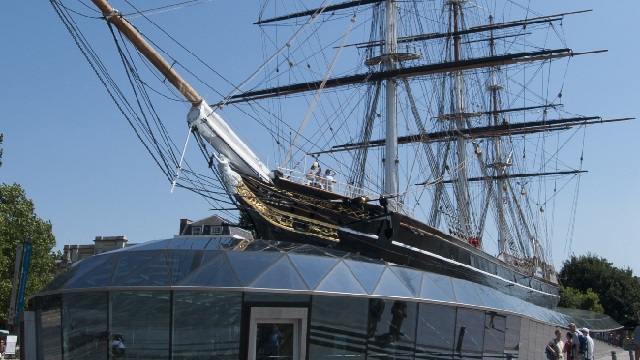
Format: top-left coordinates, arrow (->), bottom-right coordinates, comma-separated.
236,175 -> 559,308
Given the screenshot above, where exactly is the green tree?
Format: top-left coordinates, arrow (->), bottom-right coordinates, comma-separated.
559,286 -> 604,313
0,135 -> 58,325
560,253 -> 640,326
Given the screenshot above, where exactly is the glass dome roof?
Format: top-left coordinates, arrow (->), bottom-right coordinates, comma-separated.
38,236 -> 620,331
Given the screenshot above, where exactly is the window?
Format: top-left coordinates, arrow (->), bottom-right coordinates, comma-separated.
248,307 -> 308,360
191,226 -> 202,235
211,226 -> 222,235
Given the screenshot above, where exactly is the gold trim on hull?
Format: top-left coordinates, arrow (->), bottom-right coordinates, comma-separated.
236,183 -> 340,242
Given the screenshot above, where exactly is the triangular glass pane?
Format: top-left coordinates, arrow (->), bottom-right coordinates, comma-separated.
452,278 -> 483,306
113,251 -> 170,286
226,251 -> 283,285
289,244 -> 339,257
177,252 -> 240,287
110,250 -> 162,285
129,239 -> 172,250
289,254 -> 338,289
167,249 -> 211,284
316,261 -> 367,294
63,253 -> 117,289
421,272 -> 455,301
372,267 -> 414,297
475,285 -> 503,310
250,256 -> 308,290
344,259 -> 384,293
389,266 -> 422,297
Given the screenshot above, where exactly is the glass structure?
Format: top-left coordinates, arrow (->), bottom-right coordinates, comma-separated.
31,237 -> 620,359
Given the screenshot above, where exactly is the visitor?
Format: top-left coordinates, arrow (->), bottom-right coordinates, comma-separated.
267,325 -> 284,356
324,169 -> 337,192
581,328 -> 594,360
564,332 -> 574,360
111,333 -> 126,358
546,329 -> 564,359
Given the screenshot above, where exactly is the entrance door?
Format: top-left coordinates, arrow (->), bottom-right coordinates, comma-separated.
248,307 -> 308,360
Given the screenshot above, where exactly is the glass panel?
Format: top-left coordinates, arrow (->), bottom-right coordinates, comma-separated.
421,272 -> 455,302
452,279 -> 483,307
129,239 -> 171,250
166,249 -> 217,284
309,295 -> 368,359
372,268 -> 414,298
37,294 -> 62,360
62,254 -> 115,289
109,291 -> 170,359
343,259 -> 384,293
367,300 -> 417,360
109,251 -> 163,285
226,252 -> 284,285
114,251 -> 170,286
177,252 -> 241,287
483,312 -> 506,356
315,261 -> 367,294
62,292 -> 108,360
250,256 -> 308,290
504,315 -> 521,357
415,303 -> 455,359
172,291 -> 241,360
475,286 -> 503,310
289,254 -> 338,289
389,267 -> 423,297
454,308 -> 485,358
256,323 -> 293,360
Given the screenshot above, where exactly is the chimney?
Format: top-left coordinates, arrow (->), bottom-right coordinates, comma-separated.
179,219 -> 193,235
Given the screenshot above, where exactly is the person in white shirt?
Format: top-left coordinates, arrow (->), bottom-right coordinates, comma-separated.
581,328 -> 594,360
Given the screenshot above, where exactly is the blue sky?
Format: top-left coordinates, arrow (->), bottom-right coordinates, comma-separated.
1,0 -> 638,276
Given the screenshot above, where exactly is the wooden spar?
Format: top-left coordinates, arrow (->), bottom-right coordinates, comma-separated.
91,0 -> 202,106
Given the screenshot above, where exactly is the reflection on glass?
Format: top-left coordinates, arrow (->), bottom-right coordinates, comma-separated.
483,311 -> 506,355
504,314 -> 521,357
309,296 -> 368,359
173,291 -> 241,360
256,323 -> 293,360
62,292 -> 108,360
37,294 -> 62,360
415,303 -> 455,358
367,300 -> 416,360
110,291 -> 170,359
455,308 -> 485,358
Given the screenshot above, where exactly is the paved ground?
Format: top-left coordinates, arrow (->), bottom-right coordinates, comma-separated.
594,339 -> 634,360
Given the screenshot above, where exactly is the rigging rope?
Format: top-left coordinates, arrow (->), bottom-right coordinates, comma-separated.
281,14 -> 357,168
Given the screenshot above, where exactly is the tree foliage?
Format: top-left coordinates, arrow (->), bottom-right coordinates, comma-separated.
559,286 -> 605,313
560,253 -> 640,327
0,135 -> 58,324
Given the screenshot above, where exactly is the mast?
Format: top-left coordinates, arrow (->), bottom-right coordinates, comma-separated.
90,0 -> 271,183
450,0 -> 472,239
383,0 -> 399,204
488,14 -> 508,255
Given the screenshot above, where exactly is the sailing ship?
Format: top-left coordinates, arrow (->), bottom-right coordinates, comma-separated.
51,0 -> 631,309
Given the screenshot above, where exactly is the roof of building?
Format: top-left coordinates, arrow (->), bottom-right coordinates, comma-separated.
37,236 -> 620,331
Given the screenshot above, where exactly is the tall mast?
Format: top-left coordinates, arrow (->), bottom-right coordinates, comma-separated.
487,15 -> 509,255
383,0 -> 399,204
451,0 -> 472,238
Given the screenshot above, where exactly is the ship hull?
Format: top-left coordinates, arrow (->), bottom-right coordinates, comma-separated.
235,175 -> 560,308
